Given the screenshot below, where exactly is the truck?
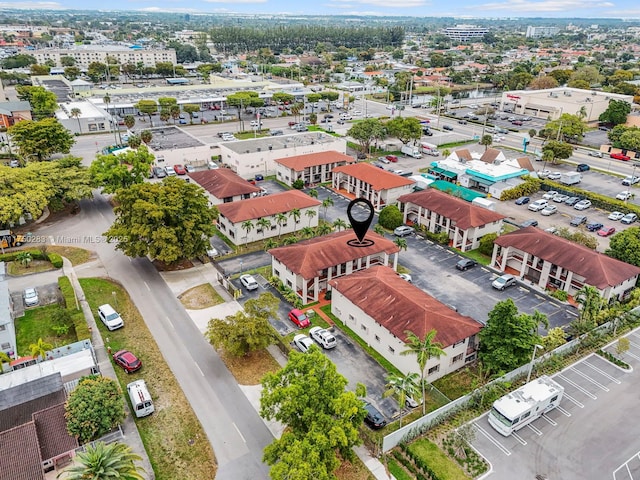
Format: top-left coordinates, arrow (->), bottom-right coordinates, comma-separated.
560,172 -> 581,185
127,379 -> 155,418
401,144 -> 422,159
0,230 -> 25,249
471,197 -> 496,211
420,142 -> 440,157
488,375 -> 564,436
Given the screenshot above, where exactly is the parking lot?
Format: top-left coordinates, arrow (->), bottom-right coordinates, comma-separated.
470,328 -> 640,480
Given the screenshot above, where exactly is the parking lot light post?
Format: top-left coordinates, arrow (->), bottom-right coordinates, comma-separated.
526,344 -> 544,384
240,260 -> 243,273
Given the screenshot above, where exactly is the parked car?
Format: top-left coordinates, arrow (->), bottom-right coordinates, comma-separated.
597,226 -> 616,237
515,196 -> 530,205
576,164 -> 590,172
308,327 -> 337,349
528,199 -> 548,212
164,165 -> 176,176
609,211 -> 625,221
616,191 -> 633,201
393,225 -> 414,237
288,309 -> 311,328
564,196 -> 581,206
173,164 -> 187,175
239,274 -> 259,291
492,274 -> 517,291
270,130 -> 284,136
386,155 -> 399,163
520,219 -> 539,228
553,194 -> 569,203
97,304 -> 124,331
378,156 -> 390,164
574,200 -> 592,210
23,287 -> 39,307
456,259 -> 478,271
442,125 -> 454,131
544,226 -> 559,235
588,151 -> 603,158
511,120 -> 523,126
399,273 -> 412,282
541,205 -> 558,216
547,172 -> 562,180
363,402 -> 387,429
611,152 -> 631,161
538,169 -> 551,178
186,164 -> 195,173
621,213 -> 638,224
569,215 -> 587,226
542,191 -> 558,200
208,161 -> 219,170
586,222 -> 604,232
292,334 -> 314,353
113,350 -> 142,373
153,166 -> 167,178
622,176 -> 640,186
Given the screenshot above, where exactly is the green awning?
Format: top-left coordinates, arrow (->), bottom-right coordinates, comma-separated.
431,180 -> 486,202
469,176 -> 494,186
429,166 -> 458,178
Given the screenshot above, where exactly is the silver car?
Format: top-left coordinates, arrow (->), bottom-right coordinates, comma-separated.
24,288 -> 39,307
239,274 -> 259,291
492,274 -> 517,291
393,225 -> 414,237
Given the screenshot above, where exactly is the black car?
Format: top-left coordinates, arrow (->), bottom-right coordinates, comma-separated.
586,222 -> 604,232
357,152 -> 367,160
255,174 -> 264,181
515,196 -> 530,205
520,219 -> 539,228
456,259 -> 478,271
363,403 -> 387,429
576,164 -> 590,172
443,125 -> 454,131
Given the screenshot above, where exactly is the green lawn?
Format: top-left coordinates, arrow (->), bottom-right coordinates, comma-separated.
388,460 -> 414,480
409,439 -> 470,480
15,305 -> 78,356
459,249 -> 491,266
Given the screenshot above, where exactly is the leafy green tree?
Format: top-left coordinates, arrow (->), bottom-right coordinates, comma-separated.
599,99 -> 631,126
548,69 -> 573,85
543,113 -> 586,143
226,91 -> 264,123
0,351 -> 10,365
104,177 -> 215,264
568,66 -> 603,88
479,299 -> 548,374
207,293 -> 279,356
272,92 -> 295,105
30,64 -> 51,76
383,372 -> 420,426
89,146 -> 155,194
64,66 -> 81,81
60,441 -> 145,480
124,115 -> 136,131
1,53 -> 36,69
135,99 -> 158,126
606,227 -> 640,267
140,130 -> 152,145
260,347 -> 366,480
575,285 -> 603,330
15,86 -> 58,119
65,376 -> 125,443
619,129 -> 640,152
16,251 -> 32,269
480,134 -> 493,151
541,140 -> 574,165
29,337 -> 52,359
8,118 -> 75,161
309,112 -> 317,125
401,330 -> 445,415
385,116 -> 422,145
378,205 -> 403,230
478,233 -> 497,256
347,118 -> 385,154
183,103 -> 200,124
529,75 -> 559,90
541,327 -> 567,351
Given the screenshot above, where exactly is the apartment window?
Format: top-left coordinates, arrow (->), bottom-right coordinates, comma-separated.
428,364 -> 440,375
451,353 -> 463,364
271,225 -> 277,230
348,314 -> 355,322
388,346 -> 395,354
374,335 -> 380,343
286,280 -> 292,288
0,324 -> 5,331
1,342 -> 9,350
361,324 -> 367,332
274,270 -> 280,277
453,339 -> 465,348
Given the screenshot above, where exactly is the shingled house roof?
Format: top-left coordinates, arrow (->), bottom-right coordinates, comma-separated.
332,163 -> 415,190
495,227 -> 640,289
397,189 -> 505,230
218,190 -> 321,223
269,230 -> 399,279
0,423 -> 45,480
479,148 -> 501,163
188,169 -> 261,199
33,404 -> 78,462
516,157 -> 534,172
453,148 -> 473,161
274,151 -> 355,171
329,266 -> 482,347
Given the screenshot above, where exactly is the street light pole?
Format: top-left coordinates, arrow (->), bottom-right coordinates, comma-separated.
526,344 -> 544,384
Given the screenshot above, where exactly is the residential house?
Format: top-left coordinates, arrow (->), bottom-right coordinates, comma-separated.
331,163 -> 415,211
269,230 -> 400,303
275,151 -> 355,187
188,169 -> 261,205
0,100 -> 31,129
492,227 -> 640,301
0,263 -> 15,361
397,189 -> 505,252
217,190 -> 321,246
329,266 -> 482,381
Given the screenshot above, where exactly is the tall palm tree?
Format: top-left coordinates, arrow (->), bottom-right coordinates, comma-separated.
59,441 -> 145,480
241,220 -> 254,248
401,329 -> 446,414
308,188 -> 318,199
140,130 -> 152,145
316,223 -> 332,236
275,213 -> 288,238
264,238 -> 278,251
305,208 -> 317,227
383,372 -> 421,427
333,218 -> 348,231
301,226 -> 315,239
289,208 -> 301,226
70,107 -> 82,133
29,338 -> 53,361
256,218 -> 272,239
394,237 -> 408,252
124,115 -> 135,131
170,105 -> 181,124
574,285 -> 602,334
322,197 -> 334,220
160,109 -> 171,124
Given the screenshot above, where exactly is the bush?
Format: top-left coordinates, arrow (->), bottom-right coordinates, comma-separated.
548,289 -> 569,301
0,249 -> 46,262
500,176 -> 542,201
292,179 -> 304,189
48,252 -> 63,268
378,205 -> 403,230
478,233 -> 497,256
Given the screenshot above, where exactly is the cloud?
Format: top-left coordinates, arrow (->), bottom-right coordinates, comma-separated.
202,0 -> 267,3
324,0 -> 427,8
0,1 -> 62,8
478,0 -> 613,11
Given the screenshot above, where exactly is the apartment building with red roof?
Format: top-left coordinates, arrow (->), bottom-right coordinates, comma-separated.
331,163 -> 415,210
398,189 -> 505,252
492,227 -> 640,301
217,190 -> 321,246
269,230 -> 400,303
329,266 -> 482,381
188,169 -> 261,205
274,150 -> 355,187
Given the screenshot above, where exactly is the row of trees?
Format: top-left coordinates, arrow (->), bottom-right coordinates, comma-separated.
348,116 -> 424,154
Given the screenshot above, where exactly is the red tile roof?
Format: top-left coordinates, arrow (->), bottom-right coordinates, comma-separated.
188,169 -> 261,199
397,189 -> 505,229
218,190 -> 321,223
275,151 -> 355,171
33,404 -> 78,461
0,423 -> 44,480
329,266 -> 482,347
332,163 -> 415,190
269,230 -> 399,279
495,227 -> 640,289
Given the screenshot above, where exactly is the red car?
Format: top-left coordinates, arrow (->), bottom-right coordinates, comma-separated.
386,155 -> 398,163
288,309 -> 311,329
173,164 -> 187,175
113,350 -> 142,373
610,152 -> 631,161
597,226 -> 616,237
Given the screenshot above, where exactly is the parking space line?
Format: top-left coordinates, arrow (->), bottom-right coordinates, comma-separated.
541,414 -> 559,425
622,350 -> 640,362
534,294 -> 546,301
473,423 -> 512,456
628,340 -> 640,350
557,374 -> 598,399
512,432 -> 527,445
583,359 -> 622,384
613,450 -> 640,480
570,367 -> 610,391
527,424 -> 543,436
561,393 -> 584,408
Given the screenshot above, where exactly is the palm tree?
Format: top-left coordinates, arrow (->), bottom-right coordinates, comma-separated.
29,338 -> 53,361
394,237 -> 408,252
306,208 -> 317,227
256,218 -> 272,239
59,441 -> 145,480
160,109 -> 171,124
140,130 -> 152,145
128,135 -> 142,149
170,105 -> 181,124
70,107 -> 82,133
275,213 -> 288,238
289,208 -> 301,226
241,220 -> 254,248
401,329 -> 446,414
383,372 -> 421,427
308,188 -> 318,199
316,223 -> 332,236
124,114 -> 135,131
264,238 -> 278,251
573,285 -> 602,334
374,224 -> 386,236
301,226 -> 315,239
322,197 -> 334,220
16,251 -> 32,269
333,218 -> 348,231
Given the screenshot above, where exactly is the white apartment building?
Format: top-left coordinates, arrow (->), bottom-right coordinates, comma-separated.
525,26 -> 560,38
442,25 -> 489,42
29,46 -> 177,69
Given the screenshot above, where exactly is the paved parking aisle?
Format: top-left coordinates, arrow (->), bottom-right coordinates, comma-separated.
471,328 -> 640,480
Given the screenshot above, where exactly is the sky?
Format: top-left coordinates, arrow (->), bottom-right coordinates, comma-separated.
1,0 -> 640,18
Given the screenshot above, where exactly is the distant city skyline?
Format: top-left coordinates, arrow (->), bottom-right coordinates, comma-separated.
0,0 -> 639,19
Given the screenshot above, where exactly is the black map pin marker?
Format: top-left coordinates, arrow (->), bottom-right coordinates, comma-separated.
346,198 -> 375,247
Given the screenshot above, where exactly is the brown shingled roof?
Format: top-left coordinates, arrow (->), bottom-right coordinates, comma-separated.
274,151 -> 355,171
479,148 -> 500,163
218,190 -> 321,223
397,189 -> 505,229
188,169 -> 261,198
516,157 -> 534,172
269,230 -> 399,279
329,266 -> 482,347
33,404 -> 78,462
332,163 -> 415,190
454,149 -> 472,161
0,423 -> 44,480
495,227 -> 640,289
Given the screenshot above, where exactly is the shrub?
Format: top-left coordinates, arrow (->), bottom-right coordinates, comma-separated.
292,179 -> 304,189
0,249 -> 45,262
597,349 -> 631,369
378,205 -> 403,230
478,233 -> 497,256
500,176 -> 541,201
548,289 -> 569,301
48,252 -> 63,268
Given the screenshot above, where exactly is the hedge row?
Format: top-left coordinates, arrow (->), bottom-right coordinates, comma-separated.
539,179 -> 640,216
0,249 -> 63,268
499,176 -> 542,201
58,276 -> 91,340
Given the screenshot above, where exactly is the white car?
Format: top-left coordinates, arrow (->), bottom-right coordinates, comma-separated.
23,288 -> 39,307
538,169 -> 551,178
250,120 -> 263,127
542,191 -> 558,200
588,151 -> 603,158
622,176 -> 640,186
609,211 -> 625,221
97,304 -> 124,331
574,199 -> 592,210
208,161 -> 219,170
164,165 -> 176,176
541,205 -> 558,216
206,246 -> 219,258
308,326 -> 337,349
616,191 -> 633,201
394,225 -> 414,237
547,172 -> 562,180
528,199 -> 548,212
292,334 -> 314,353
239,274 -> 259,291
399,273 -> 412,283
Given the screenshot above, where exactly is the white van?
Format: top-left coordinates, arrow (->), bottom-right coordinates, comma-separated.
127,380 -> 155,418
